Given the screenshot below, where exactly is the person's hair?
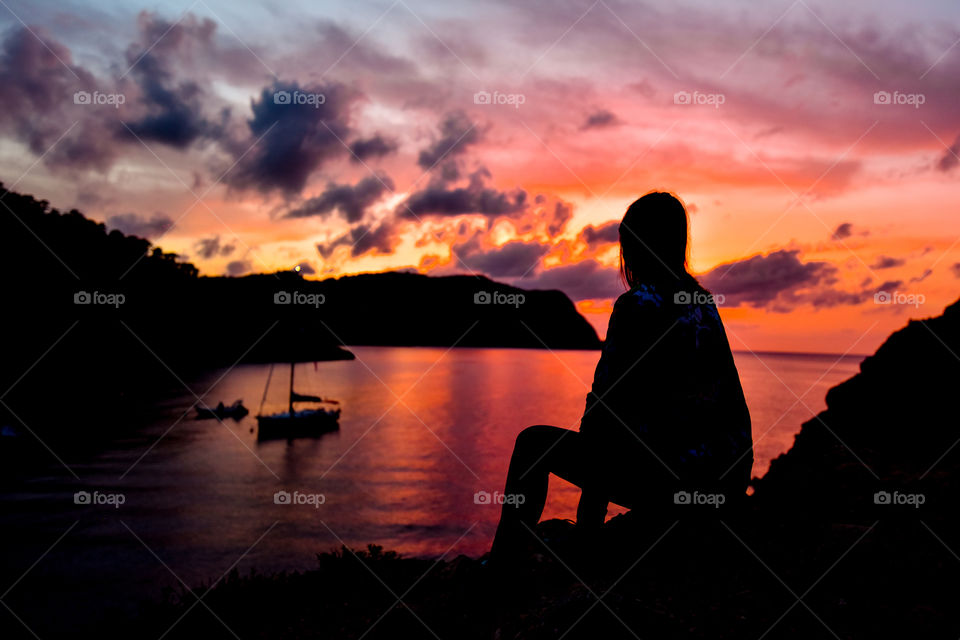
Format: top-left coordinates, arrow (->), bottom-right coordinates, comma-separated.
618,191 -> 693,289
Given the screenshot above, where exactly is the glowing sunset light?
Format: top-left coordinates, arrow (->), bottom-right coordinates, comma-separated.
1,0 -> 958,354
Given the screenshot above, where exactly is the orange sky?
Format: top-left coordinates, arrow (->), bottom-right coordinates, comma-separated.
1,1 -> 958,353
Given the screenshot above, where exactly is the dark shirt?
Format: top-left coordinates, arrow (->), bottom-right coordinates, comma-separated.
580,280 -> 753,490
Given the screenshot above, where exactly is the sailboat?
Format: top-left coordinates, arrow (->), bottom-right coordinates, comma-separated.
256,361 -> 340,440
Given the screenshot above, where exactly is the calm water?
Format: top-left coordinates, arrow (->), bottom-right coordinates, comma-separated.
0,347 -> 861,631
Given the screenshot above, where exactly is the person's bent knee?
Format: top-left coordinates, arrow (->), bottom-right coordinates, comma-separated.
514,424 -> 555,449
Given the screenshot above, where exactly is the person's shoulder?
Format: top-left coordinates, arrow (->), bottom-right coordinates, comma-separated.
692,281 -> 724,321
615,284 -> 666,312
674,280 -> 724,326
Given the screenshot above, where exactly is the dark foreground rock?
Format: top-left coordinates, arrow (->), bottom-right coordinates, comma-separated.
117,298 -> 960,639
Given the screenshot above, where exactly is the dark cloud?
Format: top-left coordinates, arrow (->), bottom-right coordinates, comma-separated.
831,222 -> 853,240
0,27 -> 120,171
285,173 -> 394,222
870,255 -> 905,269
349,134 -> 398,162
581,109 -> 619,130
106,212 -> 172,238
351,220 -> 398,257
195,235 -> 235,259
937,135 -> 960,172
875,279 -> 903,292
952,262 -> 960,279
0,14 -> 277,174
518,260 -> 623,301
401,184 -> 527,219
548,201 -> 572,236
226,80 -> 356,194
700,249 -> 837,309
0,16 -> 241,173
398,167 -> 527,219
802,288 -> 869,309
699,249 -> 910,312
317,219 -> 398,259
122,14 -> 224,148
453,239 -> 548,278
0,28 -> 86,117
417,110 -> 481,170
910,268 -> 932,283
226,259 -> 252,276
579,221 -> 620,246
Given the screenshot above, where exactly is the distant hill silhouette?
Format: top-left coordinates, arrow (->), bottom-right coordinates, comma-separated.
230,270 -> 602,350
0,183 -> 599,441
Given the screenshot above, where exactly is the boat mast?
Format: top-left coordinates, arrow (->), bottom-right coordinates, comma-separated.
257,362 -> 275,417
288,361 -> 295,415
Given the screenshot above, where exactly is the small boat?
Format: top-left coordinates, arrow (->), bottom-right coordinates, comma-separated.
196,400 -> 249,421
256,362 -> 340,440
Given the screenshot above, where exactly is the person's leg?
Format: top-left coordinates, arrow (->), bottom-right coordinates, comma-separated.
576,488 -> 609,530
490,425 -> 598,560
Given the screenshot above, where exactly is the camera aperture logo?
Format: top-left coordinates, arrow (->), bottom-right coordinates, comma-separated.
274,490 -> 326,508
874,290 -> 924,308
74,490 -> 125,508
74,290 -> 125,308
674,90 -> 725,108
273,90 -> 326,108
673,490 -> 725,508
874,490 -> 924,508
473,90 -> 525,109
274,290 -> 325,307
473,290 -> 525,308
473,490 -> 525,506
673,290 -> 724,306
73,91 -> 125,108
873,90 -> 925,108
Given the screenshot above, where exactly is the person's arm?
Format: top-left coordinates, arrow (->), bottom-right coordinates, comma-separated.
579,298 -> 623,438
576,292 -> 664,526
575,299 -> 628,527
579,292 -> 662,438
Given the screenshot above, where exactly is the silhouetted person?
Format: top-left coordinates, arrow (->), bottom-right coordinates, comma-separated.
490,192 -> 753,560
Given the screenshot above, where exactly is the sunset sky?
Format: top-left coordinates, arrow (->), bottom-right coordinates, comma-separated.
1,0 -> 959,353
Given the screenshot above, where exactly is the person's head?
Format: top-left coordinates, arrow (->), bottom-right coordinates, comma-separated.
619,191 -> 691,289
